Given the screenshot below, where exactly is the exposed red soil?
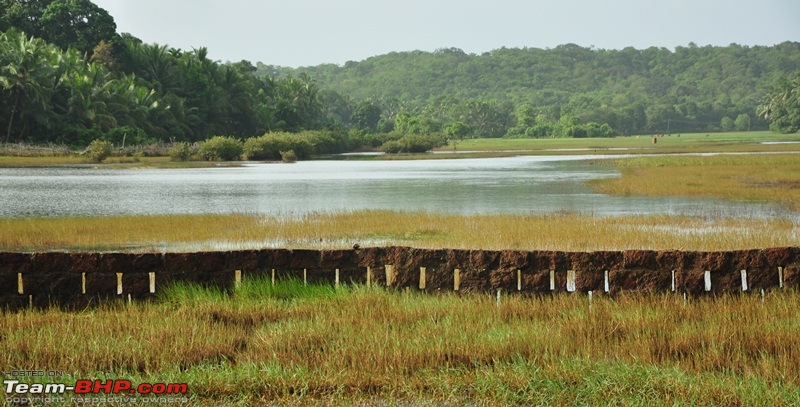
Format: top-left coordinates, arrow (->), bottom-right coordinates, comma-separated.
1,247 -> 797,309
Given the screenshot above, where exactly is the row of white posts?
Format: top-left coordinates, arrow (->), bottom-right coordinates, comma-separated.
227,265 -> 788,293
232,266 -> 392,289
14,266 -> 787,303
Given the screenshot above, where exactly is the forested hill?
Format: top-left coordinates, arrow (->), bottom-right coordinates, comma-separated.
271,43 -> 800,135
2,0 -> 799,149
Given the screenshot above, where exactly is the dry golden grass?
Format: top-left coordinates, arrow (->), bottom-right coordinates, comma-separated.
0,211 -> 798,252
590,153 -> 800,210
2,282 -> 799,404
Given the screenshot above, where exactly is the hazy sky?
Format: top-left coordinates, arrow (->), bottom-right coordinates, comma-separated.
92,0 -> 800,67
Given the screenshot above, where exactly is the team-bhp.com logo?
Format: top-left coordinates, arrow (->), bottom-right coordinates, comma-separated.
4,376 -> 189,404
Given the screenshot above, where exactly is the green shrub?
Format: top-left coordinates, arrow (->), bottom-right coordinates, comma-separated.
199,136 -> 243,161
243,132 -> 313,161
379,140 -> 405,154
402,134 -> 439,153
86,139 -> 113,162
243,136 -> 277,160
379,134 -> 448,154
280,150 -> 297,163
168,142 -> 193,161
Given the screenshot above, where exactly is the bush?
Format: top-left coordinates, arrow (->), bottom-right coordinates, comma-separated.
243,136 -> 274,160
379,140 -> 405,154
280,150 -> 297,163
379,134 -> 448,154
168,142 -> 193,161
403,134 -> 443,153
199,136 -> 243,161
243,132 -> 313,161
86,139 -> 113,162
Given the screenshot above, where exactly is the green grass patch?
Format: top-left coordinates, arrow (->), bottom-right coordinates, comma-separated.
590,153 -> 800,210
3,284 -> 800,404
437,131 -> 800,155
236,276 -> 340,302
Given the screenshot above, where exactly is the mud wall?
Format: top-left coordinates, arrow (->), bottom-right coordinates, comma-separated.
1,247 -> 798,308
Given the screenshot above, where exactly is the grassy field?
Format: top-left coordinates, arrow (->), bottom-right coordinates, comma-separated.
590,153 -> 800,210
0,211 -> 798,252
441,131 -> 800,154
2,279 -> 799,405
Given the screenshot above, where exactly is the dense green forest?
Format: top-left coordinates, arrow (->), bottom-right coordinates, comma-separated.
1,0 -> 799,153
276,43 -> 800,136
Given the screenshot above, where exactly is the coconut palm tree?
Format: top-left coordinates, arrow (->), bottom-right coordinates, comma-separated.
0,29 -> 56,142
758,73 -> 800,133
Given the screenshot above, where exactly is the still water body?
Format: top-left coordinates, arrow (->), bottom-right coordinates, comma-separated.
0,155 -> 792,219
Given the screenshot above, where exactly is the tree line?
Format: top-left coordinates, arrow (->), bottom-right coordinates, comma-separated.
2,0 -> 799,154
0,0 -> 351,148
281,43 -> 800,137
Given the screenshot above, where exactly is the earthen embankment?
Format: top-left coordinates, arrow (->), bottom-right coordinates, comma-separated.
1,247 -> 797,308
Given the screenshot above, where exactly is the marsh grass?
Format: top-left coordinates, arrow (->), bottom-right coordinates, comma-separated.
0,211 -> 798,252
440,131 -> 800,154
590,153 -> 800,210
2,279 -> 800,404
0,142 -> 73,157
2,132 -> 799,166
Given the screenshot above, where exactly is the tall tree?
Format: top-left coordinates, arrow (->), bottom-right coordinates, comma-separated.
0,29 -> 55,142
0,0 -> 50,35
758,73 -> 800,133
1,0 -> 115,55
39,0 -> 115,54
351,100 -> 381,132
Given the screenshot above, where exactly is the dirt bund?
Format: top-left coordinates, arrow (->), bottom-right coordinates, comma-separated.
1,247 -> 798,308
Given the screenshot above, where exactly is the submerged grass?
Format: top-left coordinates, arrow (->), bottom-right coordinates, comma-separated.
2,279 -> 800,404
590,153 -> 800,210
0,211 -> 798,252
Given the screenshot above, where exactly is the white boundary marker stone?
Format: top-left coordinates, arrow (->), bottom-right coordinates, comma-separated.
149,272 -> 157,294
740,270 -> 748,291
566,270 -> 576,292
116,273 -> 123,295
671,270 -> 676,292
385,265 -> 394,287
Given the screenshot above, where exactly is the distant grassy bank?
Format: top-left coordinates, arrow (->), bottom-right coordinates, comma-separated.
2,132 -> 799,166
590,153 -> 800,210
441,131 -> 800,155
1,211 -> 797,253
3,280 -> 799,405
0,155 -> 230,168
